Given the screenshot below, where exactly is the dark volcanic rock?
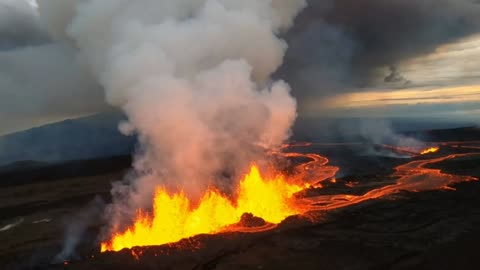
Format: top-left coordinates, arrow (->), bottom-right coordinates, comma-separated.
238,213 -> 267,228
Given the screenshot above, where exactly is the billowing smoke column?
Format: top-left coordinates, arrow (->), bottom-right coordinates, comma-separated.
38,0 -> 305,229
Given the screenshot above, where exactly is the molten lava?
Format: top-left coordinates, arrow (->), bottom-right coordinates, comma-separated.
420,147 -> 440,155
101,165 -> 305,252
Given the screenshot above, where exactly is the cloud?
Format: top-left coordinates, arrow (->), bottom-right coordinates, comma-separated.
311,85 -> 480,110
392,35 -> 480,88
0,43 -> 107,134
279,0 -> 480,104
0,0 -> 109,135
0,0 -> 49,49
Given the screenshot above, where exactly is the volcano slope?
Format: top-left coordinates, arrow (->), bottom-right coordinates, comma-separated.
1,129 -> 480,270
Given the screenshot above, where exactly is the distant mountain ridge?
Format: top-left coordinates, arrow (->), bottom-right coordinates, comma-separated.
0,112 -> 136,166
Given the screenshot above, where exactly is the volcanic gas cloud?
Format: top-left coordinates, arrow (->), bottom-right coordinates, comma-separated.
37,0 -> 310,251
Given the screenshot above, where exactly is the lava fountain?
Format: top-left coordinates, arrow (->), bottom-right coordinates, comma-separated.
420,147 -> 440,155
101,165 -> 307,252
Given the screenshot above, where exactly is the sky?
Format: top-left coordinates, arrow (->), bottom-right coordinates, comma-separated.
304,34 -> 480,122
0,0 -> 479,135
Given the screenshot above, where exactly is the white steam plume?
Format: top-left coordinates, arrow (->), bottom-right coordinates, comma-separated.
38,0 -> 305,229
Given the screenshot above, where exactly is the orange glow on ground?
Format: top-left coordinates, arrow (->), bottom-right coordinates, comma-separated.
101,165 -> 304,252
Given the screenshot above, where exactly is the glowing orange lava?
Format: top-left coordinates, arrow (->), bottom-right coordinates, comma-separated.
101,165 -> 305,252
420,147 -> 440,155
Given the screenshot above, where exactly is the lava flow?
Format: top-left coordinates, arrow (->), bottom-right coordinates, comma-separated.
101,143 -> 479,253
301,152 -> 479,211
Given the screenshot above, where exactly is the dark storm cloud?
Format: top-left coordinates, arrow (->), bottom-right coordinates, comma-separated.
384,66 -> 410,85
324,0 -> 480,66
0,1 -> 108,135
279,0 -> 480,101
0,0 -> 50,50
